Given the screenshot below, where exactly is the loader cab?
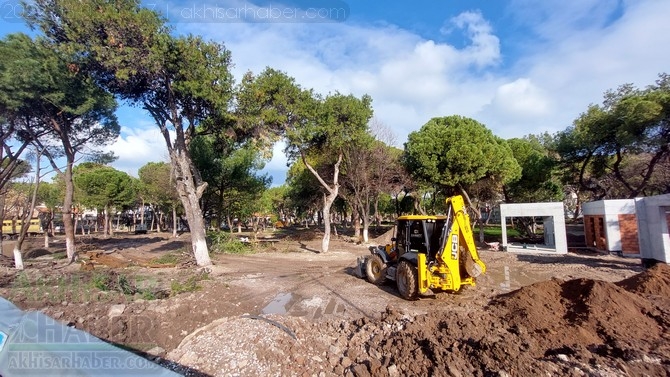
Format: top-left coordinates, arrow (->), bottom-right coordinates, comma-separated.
394,215 -> 447,260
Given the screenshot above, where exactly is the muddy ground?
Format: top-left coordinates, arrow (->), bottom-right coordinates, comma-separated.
1,227 -> 668,376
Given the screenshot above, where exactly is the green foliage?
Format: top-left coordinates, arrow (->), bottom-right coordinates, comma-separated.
191,136 -> 271,225
0,159 -> 31,181
285,92 -> 374,162
208,230 -> 250,254
0,33 -> 120,154
24,0 -> 168,96
37,182 -> 63,210
138,161 -> 180,215
556,73 -> 670,199
73,163 -> 137,210
505,137 -> 562,202
259,186 -> 289,221
236,68 -> 312,150
404,116 -> 521,193
285,160 -> 321,218
91,272 -> 109,291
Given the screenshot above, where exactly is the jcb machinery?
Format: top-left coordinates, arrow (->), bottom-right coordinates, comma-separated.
361,195 -> 486,299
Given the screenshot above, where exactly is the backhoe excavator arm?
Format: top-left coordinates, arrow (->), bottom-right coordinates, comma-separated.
447,195 -> 486,277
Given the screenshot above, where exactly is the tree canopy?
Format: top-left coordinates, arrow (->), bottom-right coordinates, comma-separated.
504,137 -> 561,203
73,163 -> 136,211
0,32 -> 119,260
555,73 -> 670,199
403,115 -> 521,203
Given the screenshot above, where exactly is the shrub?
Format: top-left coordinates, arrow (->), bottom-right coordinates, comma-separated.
208,230 -> 251,254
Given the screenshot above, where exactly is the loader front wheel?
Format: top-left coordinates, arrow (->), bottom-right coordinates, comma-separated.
365,254 -> 387,285
396,260 -> 418,300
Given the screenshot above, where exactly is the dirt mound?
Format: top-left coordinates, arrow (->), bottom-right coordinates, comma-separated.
617,262 -> 670,296
23,248 -> 51,259
490,277 -> 662,346
341,275 -> 670,376
371,226 -> 395,245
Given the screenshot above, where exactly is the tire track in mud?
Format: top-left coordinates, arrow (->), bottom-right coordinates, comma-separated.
213,253 -> 378,320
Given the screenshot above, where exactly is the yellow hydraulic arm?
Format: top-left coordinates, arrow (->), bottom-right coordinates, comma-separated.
417,195 -> 487,294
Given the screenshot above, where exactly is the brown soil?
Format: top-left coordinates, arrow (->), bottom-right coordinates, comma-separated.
1,229 -> 668,376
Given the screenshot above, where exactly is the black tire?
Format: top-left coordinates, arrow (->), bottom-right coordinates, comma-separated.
396,260 -> 418,300
365,254 -> 387,285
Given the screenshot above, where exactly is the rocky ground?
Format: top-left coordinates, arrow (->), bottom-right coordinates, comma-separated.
1,227 -> 668,376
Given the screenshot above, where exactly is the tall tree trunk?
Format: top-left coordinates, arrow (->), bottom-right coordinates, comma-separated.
361,208 -> 370,244
140,199 -> 145,225
13,154 -> 42,270
172,205 -> 178,238
103,205 -> 109,237
43,220 -> 50,249
171,147 -> 211,266
62,156 -> 77,262
321,190 -> 338,253
0,196 -> 5,254
301,152 -> 343,253
226,214 -> 233,233
373,197 -> 381,228
150,206 -> 156,231
151,109 -> 211,265
352,204 -> 361,241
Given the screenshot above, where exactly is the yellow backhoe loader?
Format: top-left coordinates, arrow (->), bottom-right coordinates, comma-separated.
360,195 -> 486,299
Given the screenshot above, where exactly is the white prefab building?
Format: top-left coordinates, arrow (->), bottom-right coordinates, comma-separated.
582,194 -> 670,263
499,202 -> 568,254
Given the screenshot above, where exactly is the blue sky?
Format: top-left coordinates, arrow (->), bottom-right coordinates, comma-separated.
2,0 -> 669,186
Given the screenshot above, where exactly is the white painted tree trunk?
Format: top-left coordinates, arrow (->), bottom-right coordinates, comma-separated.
13,246 -> 24,270
172,149 -> 212,266
321,189 -> 338,253
172,206 -> 178,238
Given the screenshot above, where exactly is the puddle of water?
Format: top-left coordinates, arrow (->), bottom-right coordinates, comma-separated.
261,292 -> 294,315
500,266 -> 511,291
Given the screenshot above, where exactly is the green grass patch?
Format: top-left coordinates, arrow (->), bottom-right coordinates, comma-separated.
473,225 -> 522,241
88,271 -> 168,300
150,252 -> 180,265
170,272 -> 209,296
90,271 -> 135,295
51,252 -> 67,260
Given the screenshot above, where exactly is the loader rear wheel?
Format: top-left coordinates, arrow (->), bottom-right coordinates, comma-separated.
365,254 -> 386,285
396,260 -> 418,300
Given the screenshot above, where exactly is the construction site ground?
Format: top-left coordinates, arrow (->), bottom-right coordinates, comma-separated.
1,227 -> 669,376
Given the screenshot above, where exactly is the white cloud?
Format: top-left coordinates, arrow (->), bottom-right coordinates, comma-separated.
490,78 -> 551,118
446,11 -> 501,68
111,0 -> 669,182
105,126 -> 170,177
493,0 -> 670,136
